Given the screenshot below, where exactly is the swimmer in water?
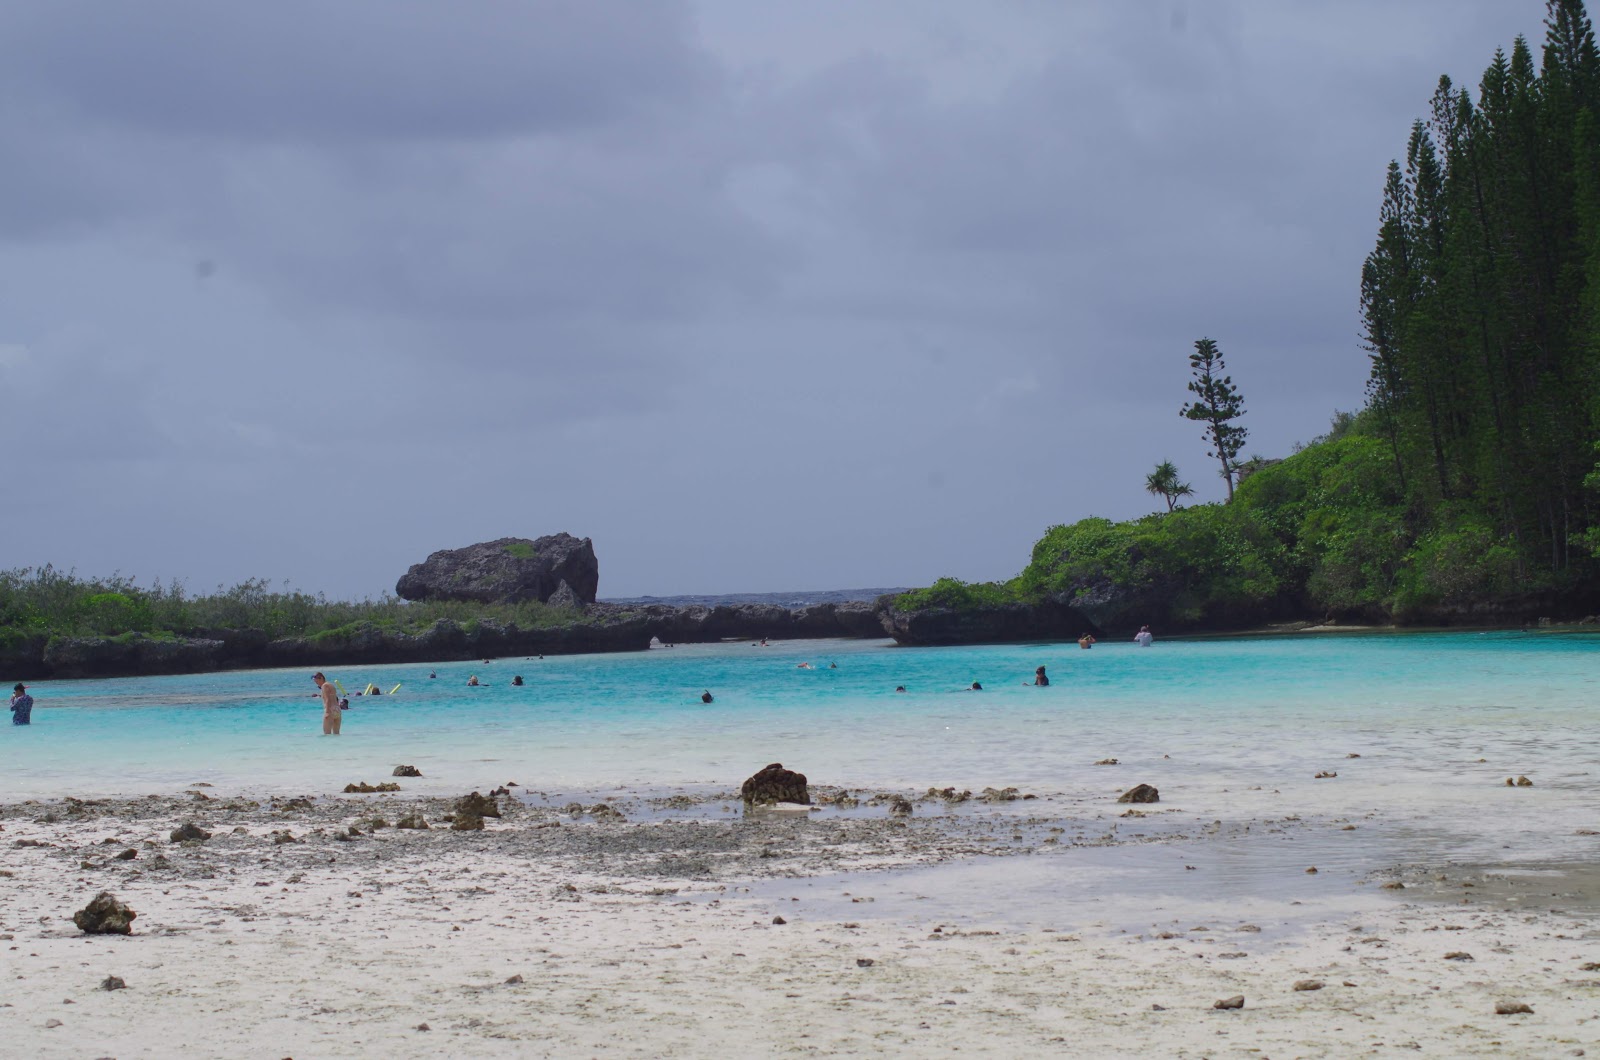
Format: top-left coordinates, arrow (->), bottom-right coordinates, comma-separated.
895,685 -> 906,693
797,662 -> 813,670
701,690 -> 714,703
1078,633 -> 1096,649
467,675 -> 480,687
512,675 -> 524,686
1032,666 -> 1049,686
970,681 -> 983,691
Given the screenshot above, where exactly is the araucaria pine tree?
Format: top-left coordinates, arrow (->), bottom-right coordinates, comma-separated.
1180,338 -> 1249,500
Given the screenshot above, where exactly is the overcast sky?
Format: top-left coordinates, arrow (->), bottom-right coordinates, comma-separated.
2,0 -> 1544,599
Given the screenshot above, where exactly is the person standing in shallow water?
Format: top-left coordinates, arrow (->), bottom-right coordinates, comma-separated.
313,672 -> 341,735
1031,666 -> 1049,686
10,683 -> 33,725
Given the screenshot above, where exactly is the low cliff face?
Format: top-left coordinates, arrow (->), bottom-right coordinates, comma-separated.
396,534 -> 599,605
878,597 -> 1098,646
5,600 -> 894,679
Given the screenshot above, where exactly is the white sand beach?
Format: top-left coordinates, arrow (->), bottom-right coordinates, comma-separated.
4,775 -> 1596,1058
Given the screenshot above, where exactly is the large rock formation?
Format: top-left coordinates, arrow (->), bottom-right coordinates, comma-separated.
395,534 -> 599,605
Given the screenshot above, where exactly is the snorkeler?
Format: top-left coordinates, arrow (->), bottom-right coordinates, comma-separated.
701,690 -> 714,703
512,675 -> 524,686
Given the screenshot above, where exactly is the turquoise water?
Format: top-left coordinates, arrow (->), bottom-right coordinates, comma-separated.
2,632 -> 1594,810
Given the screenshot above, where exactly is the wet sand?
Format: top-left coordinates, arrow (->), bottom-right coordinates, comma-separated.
4,783 -> 1598,1057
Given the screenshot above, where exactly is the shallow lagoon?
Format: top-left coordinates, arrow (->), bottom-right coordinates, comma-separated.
3,631 -> 1593,800
6,628 -> 1600,926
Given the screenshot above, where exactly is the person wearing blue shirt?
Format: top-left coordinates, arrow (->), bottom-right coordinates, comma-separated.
10,682 -> 33,725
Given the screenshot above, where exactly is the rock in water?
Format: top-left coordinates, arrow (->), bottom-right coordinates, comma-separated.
889,796 -> 914,817
169,822 -> 211,843
74,892 -> 136,935
395,534 -> 599,605
454,792 -> 501,819
392,765 -> 423,777
741,763 -> 810,806
1117,784 -> 1160,804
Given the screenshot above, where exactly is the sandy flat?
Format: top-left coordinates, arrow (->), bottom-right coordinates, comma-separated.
2,789 -> 1596,1058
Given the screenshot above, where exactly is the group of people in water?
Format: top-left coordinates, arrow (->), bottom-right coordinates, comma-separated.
277,627 -> 1168,735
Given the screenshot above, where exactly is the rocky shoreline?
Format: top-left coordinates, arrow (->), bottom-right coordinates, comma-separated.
4,599 -> 893,680
13,590 -> 1594,680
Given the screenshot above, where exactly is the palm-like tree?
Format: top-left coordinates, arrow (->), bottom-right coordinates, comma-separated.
1145,460 -> 1194,513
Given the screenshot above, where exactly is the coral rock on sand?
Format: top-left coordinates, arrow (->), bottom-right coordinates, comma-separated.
454,792 -> 501,819
1213,995 -> 1245,1010
741,763 -> 810,806
168,822 -> 211,843
978,787 -> 1021,803
73,892 -> 136,935
1293,980 -> 1324,991
100,976 -> 127,991
1495,1001 -> 1534,1015
1094,758 -> 1119,766
1117,784 -> 1160,804
343,782 -> 401,794
451,812 -> 485,831
395,815 -> 430,830
392,765 -> 423,778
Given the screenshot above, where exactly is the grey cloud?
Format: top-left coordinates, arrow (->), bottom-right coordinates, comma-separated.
2,0 -> 1552,598
0,1 -> 707,142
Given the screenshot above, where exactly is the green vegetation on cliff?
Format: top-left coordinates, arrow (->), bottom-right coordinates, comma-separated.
899,4 -> 1600,631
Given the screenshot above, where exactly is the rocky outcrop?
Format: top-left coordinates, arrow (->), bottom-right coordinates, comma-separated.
396,534 -> 599,605
741,763 -> 809,806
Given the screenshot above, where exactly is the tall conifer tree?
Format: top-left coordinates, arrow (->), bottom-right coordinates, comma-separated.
1180,339 -> 1248,501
